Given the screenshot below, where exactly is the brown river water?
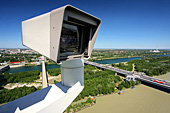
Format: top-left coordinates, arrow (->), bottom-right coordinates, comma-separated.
78,73 -> 170,113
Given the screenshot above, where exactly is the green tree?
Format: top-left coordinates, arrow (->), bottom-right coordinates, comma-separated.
118,84 -> 124,90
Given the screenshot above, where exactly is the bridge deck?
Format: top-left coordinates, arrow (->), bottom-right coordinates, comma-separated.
85,61 -> 170,89
0,65 -> 10,72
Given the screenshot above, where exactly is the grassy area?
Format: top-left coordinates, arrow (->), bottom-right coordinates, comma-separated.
78,84 -> 170,113
24,63 -> 37,66
48,74 -> 61,84
0,103 -> 6,106
35,72 -> 61,84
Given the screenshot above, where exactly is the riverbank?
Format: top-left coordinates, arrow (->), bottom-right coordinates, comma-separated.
155,72 -> 170,81
6,64 -> 60,73
77,72 -> 170,113
90,55 -> 141,61
10,65 -> 23,68
78,84 -> 170,113
90,53 -> 170,61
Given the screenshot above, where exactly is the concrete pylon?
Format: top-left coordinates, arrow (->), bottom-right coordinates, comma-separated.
42,56 -> 49,88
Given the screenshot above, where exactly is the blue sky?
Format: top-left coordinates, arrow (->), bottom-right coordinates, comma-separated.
0,0 -> 170,49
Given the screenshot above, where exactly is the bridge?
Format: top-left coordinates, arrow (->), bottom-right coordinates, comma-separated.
84,60 -> 170,90
0,65 -> 10,73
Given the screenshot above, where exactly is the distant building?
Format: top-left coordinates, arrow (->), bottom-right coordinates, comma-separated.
9,61 -> 23,65
18,49 -> 21,53
153,46 -> 160,53
38,56 -> 46,62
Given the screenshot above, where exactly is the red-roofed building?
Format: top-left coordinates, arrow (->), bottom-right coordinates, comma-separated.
9,61 -> 23,64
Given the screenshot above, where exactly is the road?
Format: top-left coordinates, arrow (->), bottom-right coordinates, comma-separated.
85,60 -> 170,89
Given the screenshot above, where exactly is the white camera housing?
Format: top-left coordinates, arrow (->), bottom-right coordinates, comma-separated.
22,5 -> 101,63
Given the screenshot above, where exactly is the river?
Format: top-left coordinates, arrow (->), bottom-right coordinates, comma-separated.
78,73 -> 170,113
94,54 -> 170,64
6,64 -> 60,73
78,84 -> 170,113
6,54 -> 170,73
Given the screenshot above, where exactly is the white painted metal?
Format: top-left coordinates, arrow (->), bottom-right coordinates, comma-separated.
42,56 -> 49,88
21,5 -> 101,62
61,59 -> 84,87
13,82 -> 84,113
22,13 -> 51,58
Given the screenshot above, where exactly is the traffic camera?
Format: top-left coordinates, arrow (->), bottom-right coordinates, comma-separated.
22,5 -> 101,63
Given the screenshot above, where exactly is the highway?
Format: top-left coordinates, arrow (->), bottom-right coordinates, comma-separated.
85,60 -> 170,89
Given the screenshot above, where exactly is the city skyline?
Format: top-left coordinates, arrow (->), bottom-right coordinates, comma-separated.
0,0 -> 170,49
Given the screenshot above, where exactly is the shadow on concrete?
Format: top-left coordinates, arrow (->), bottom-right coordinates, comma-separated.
54,82 -> 70,93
